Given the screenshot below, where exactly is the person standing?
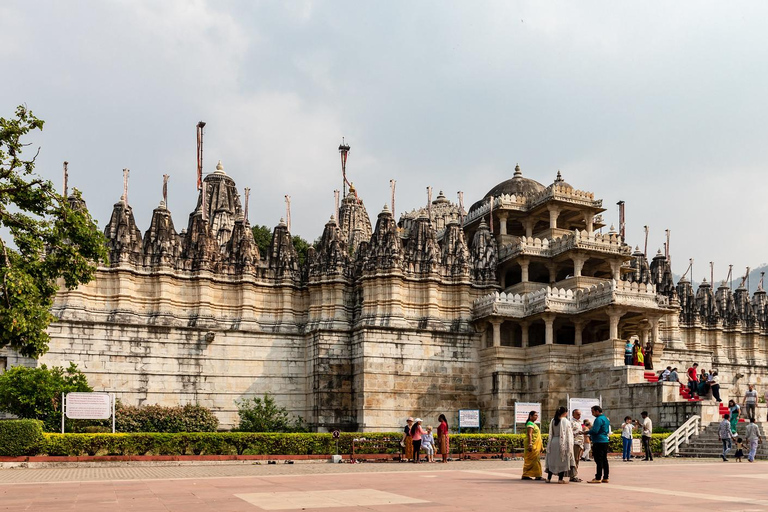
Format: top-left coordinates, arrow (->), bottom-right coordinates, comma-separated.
582,419 -> 592,461
410,418 -> 426,463
587,405 -> 611,484
668,367 -> 679,382
621,416 -> 634,462
745,418 -> 762,463
636,346 -> 645,368
624,340 -> 634,366
710,371 -> 722,402
687,363 -> 699,398
644,341 -> 653,370
437,414 -> 450,463
639,411 -> 653,461
401,417 -> 414,462
719,413 -> 734,461
728,400 -> 741,434
545,406 -> 575,484
569,409 -> 585,483
632,340 -> 641,366
743,384 -> 758,422
522,410 -> 543,480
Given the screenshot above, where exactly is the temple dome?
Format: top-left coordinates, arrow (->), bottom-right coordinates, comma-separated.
468,164 -> 545,214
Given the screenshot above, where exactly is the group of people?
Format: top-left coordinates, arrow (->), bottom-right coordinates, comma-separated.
719,416 -> 763,462
619,413 -> 654,462
672,362 -> 723,402
521,405 -> 614,484
624,339 -> 653,369
400,415 -> 450,463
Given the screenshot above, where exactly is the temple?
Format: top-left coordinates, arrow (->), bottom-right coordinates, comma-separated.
2,158 -> 766,431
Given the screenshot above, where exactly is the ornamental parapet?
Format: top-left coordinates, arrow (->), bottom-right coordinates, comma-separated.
472,279 -> 664,319
497,230 -> 631,262
528,184 -> 603,210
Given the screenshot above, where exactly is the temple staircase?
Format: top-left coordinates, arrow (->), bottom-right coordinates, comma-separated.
676,420 -> 768,460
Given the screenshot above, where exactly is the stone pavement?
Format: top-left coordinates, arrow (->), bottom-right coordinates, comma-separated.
1,459 -> 767,511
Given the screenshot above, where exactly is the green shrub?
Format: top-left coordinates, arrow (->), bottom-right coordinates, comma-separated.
235,394 -> 306,432
0,419 -> 44,456
28,432 -> 669,457
115,403 -> 219,433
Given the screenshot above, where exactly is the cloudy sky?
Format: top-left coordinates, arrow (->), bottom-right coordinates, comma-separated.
2,1 -> 767,282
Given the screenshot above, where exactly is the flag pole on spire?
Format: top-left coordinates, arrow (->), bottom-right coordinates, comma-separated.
339,138 -> 350,197
63,161 -> 69,197
196,121 -> 206,190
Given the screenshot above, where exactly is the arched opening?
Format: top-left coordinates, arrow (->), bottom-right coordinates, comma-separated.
528,319 -> 546,346
582,319 -> 610,344
555,261 -> 575,282
508,219 -> 526,237
505,266 -> 522,288
529,262 -> 550,284
554,317 -> 575,345
500,321 -> 522,347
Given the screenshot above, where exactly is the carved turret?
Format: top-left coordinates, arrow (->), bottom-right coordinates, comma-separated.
310,216 -> 349,278
364,205 -> 402,271
470,219 -> 497,284
403,213 -> 439,274
104,197 -> 143,266
676,277 -> 696,325
440,219 -> 470,278
650,249 -> 676,298
715,282 -> 738,327
268,218 -> 299,278
223,216 -> 259,273
752,285 -> 768,330
734,284 -> 755,327
694,279 -> 717,326
179,203 -> 219,272
143,201 -> 181,267
200,161 -> 243,248
338,184 -> 372,257
625,247 -> 651,284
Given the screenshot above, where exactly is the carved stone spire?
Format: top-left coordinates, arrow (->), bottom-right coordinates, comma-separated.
197,160 -> 243,248
104,196 -> 143,266
440,219 -> 470,278
364,204 -> 402,271
224,215 -> 259,273
470,219 -> 497,284
143,200 -> 181,267
310,215 -> 349,278
338,184 -> 372,257
403,213 -> 439,275
179,206 -> 219,271
268,218 -> 299,278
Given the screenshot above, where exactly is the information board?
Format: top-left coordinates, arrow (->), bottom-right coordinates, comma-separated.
514,402 -> 541,424
65,392 -> 112,420
632,438 -> 642,454
568,397 -> 601,425
458,409 -> 480,428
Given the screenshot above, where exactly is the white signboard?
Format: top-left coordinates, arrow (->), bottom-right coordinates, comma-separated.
65,392 -> 112,420
632,438 -> 642,454
459,409 -> 480,428
514,402 -> 542,424
568,397 -> 601,425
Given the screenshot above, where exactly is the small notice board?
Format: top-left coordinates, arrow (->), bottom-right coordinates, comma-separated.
62,392 -> 115,433
458,409 -> 480,432
513,402 -> 541,434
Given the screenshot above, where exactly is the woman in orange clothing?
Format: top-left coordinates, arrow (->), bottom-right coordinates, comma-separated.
437,414 -> 450,463
401,417 -> 414,462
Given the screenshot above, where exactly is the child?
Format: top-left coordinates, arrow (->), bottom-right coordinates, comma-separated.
621,416 -> 634,462
734,437 -> 745,462
421,426 -> 435,462
582,419 -> 592,461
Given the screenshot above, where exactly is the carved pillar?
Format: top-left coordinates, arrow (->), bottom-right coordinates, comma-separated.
498,213 -> 508,236
548,263 -> 557,284
574,319 -> 585,346
609,259 -> 622,281
521,320 -> 530,348
520,258 -> 530,282
572,253 -> 586,278
584,211 -> 594,235
543,313 -> 555,345
607,307 -> 624,341
491,319 -> 502,347
523,218 -> 535,238
548,205 -> 560,229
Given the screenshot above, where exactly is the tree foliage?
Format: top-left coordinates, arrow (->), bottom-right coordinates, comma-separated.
250,224 -> 314,265
0,105 -> 107,357
235,393 -> 306,433
0,363 -> 92,432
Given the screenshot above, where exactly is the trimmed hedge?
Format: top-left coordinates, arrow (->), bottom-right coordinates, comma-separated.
0,419 -> 45,456
115,403 -> 219,433
26,432 -> 669,457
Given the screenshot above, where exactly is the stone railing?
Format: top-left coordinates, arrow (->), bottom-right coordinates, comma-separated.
472,279 -> 661,319
498,230 -> 630,262
528,184 -> 603,209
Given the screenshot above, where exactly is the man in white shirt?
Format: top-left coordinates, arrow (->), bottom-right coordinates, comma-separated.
743,384 -> 758,421
570,409 -> 585,482
710,370 -> 722,402
638,411 -> 653,461
660,366 -> 671,382
745,418 -> 762,463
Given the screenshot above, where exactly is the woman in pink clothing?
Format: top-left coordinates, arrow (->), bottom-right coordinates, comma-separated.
410,418 -> 426,463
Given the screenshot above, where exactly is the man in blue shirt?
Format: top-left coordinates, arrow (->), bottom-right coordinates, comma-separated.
624,341 -> 633,366
587,405 -> 611,483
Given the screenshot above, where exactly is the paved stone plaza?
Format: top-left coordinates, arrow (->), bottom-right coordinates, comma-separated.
1,459 -> 767,511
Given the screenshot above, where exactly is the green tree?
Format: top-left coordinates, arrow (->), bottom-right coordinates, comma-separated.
292,235 -> 312,266
251,224 -> 272,257
235,393 -> 306,432
0,363 -> 92,432
0,106 -> 107,358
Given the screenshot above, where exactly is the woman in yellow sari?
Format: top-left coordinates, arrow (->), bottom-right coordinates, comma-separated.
522,410 -> 543,480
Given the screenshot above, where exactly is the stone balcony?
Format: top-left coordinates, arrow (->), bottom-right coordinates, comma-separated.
497,229 -> 631,264
472,279 -> 665,320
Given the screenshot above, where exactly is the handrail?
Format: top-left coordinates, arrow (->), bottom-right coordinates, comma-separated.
662,415 -> 701,457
